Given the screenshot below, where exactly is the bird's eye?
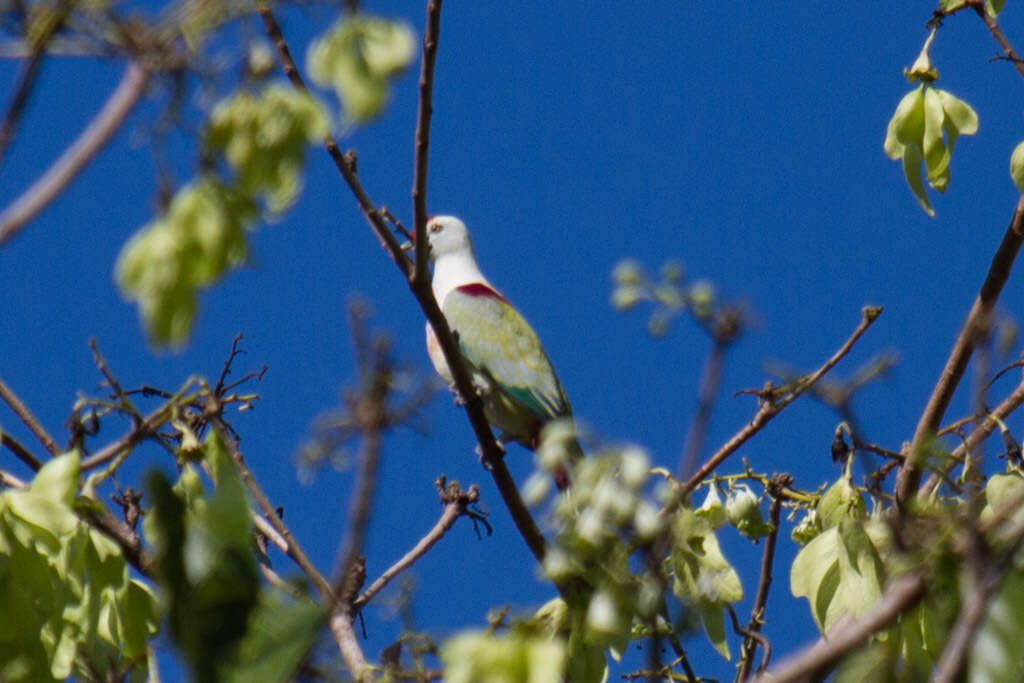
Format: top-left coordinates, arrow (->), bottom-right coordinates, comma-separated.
429,223 -> 443,234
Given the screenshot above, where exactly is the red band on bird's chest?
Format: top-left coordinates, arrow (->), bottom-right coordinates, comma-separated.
456,282 -> 508,303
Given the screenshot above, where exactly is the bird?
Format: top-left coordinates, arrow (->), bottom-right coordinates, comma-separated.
420,215 -> 581,487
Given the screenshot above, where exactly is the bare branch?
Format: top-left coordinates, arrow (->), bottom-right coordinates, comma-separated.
677,306 -> 881,501
736,477 -> 788,680
0,375 -> 60,456
0,62 -> 149,248
898,196 -> 1024,501
353,480 -> 481,613
411,0 -> 442,284
1,428 -> 43,470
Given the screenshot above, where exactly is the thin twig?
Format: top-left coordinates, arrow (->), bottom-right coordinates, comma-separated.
1,429 -> 43,470
974,1 -> 1024,81
736,478 -> 786,680
676,306 -> 881,501
753,570 -> 927,683
411,0 -> 441,284
0,375 -> 60,455
923,370 -> 1024,496
898,196 -> 1024,501
0,61 -> 149,247
353,482 -> 480,613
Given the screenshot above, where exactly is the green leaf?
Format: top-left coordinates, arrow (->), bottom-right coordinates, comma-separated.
791,525 -> 841,632
222,594 -> 323,683
698,602 -> 730,660
442,630 -> 566,683
986,0 -> 1008,17
923,87 -> 950,183
902,142 -> 934,217
832,518 -> 885,628
307,14 -> 416,122
1010,141 -> 1024,194
884,86 -> 924,160
670,508 -> 743,605
27,452 -> 80,507
969,569 -> 1024,682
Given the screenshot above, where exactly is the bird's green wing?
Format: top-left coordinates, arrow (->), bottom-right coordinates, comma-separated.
442,283 -> 570,421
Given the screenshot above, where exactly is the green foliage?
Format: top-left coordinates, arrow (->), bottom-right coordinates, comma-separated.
117,85 -> 327,346
307,13 -> 416,122
884,30 -> 978,216
0,452 -> 159,681
206,84 -> 329,213
144,431 -> 321,682
969,568 -> 1024,683
671,506 -> 743,659
116,177 -> 256,346
1010,140 -> 1024,194
723,484 -> 774,539
790,515 -> 889,633
442,629 -> 567,683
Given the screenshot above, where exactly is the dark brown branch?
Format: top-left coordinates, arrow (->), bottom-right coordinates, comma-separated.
1,429 -> 43,470
256,1 -> 550,571
898,196 -> 1024,502
411,0 -> 442,284
0,375 -> 60,456
736,478 -> 787,680
677,306 -> 881,501
0,62 -> 149,248
753,570 -> 927,683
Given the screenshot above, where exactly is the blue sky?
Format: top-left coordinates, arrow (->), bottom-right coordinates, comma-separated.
3,1 -> 1024,679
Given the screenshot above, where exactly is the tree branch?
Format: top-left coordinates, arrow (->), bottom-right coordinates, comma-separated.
353,481 -> 480,614
736,478 -> 787,680
677,306 -> 881,501
256,0 -> 551,571
0,375 -> 60,455
898,197 -> 1024,502
411,0 -> 441,284
1,428 -> 43,470
753,570 -> 927,683
0,61 -> 149,248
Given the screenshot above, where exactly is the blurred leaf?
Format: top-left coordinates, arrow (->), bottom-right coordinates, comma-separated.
442,630 -> 566,683
1010,141 -> 1024,194
116,177 -> 256,346
145,433 -> 261,683
969,569 -> 1024,682
307,14 -> 416,122
224,593 -> 323,683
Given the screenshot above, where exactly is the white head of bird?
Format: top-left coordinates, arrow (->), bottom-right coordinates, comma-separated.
425,215 -> 491,304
